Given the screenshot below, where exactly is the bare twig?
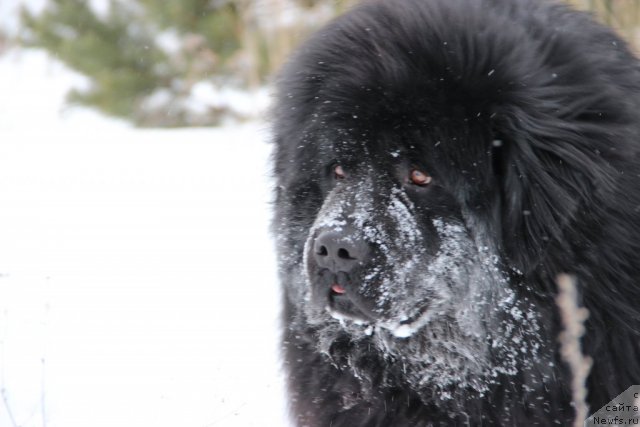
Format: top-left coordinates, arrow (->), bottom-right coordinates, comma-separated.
555,273 -> 593,427
1,387 -> 19,427
1,308 -> 19,427
41,303 -> 49,427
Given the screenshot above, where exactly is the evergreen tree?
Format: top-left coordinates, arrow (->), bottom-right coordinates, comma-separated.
20,0 -> 244,126
22,1 -> 168,121
19,0 -> 353,126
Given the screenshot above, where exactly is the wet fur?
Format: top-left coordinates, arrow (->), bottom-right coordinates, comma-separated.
272,0 -> 640,425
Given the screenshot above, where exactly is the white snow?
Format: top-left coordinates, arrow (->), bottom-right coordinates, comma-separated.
0,47 -> 288,427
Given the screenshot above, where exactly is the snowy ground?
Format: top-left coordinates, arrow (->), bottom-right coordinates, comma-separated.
0,49 -> 288,427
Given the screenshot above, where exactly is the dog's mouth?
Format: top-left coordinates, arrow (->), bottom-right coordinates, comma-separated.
310,268 -> 436,337
327,288 -> 433,338
330,283 -> 347,295
324,278 -> 436,338
326,281 -> 374,323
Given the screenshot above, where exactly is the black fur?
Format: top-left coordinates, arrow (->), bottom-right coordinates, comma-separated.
271,0 -> 640,425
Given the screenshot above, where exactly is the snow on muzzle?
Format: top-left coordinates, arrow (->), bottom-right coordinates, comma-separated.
302,177 -> 437,330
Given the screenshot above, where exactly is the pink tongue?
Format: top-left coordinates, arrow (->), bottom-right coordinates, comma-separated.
331,284 -> 346,294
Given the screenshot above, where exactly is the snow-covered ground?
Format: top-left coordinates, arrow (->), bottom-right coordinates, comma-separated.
0,49 -> 288,427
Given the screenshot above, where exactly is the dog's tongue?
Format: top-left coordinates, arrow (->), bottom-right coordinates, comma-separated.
331,283 -> 346,294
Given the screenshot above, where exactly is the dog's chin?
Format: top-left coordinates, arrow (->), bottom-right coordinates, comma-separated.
326,306 -> 371,325
325,296 -> 435,340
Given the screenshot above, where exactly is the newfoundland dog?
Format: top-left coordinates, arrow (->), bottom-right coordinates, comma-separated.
271,0 -> 640,425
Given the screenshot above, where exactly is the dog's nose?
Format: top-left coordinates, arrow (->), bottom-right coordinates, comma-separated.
312,228 -> 369,273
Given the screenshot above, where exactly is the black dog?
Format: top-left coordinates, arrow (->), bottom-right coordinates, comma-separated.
272,0 -> 640,425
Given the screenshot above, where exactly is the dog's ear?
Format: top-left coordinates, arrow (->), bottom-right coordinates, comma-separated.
494,103 -> 621,273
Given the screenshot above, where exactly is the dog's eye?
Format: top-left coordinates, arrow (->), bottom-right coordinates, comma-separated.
409,169 -> 432,186
334,165 -> 346,179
